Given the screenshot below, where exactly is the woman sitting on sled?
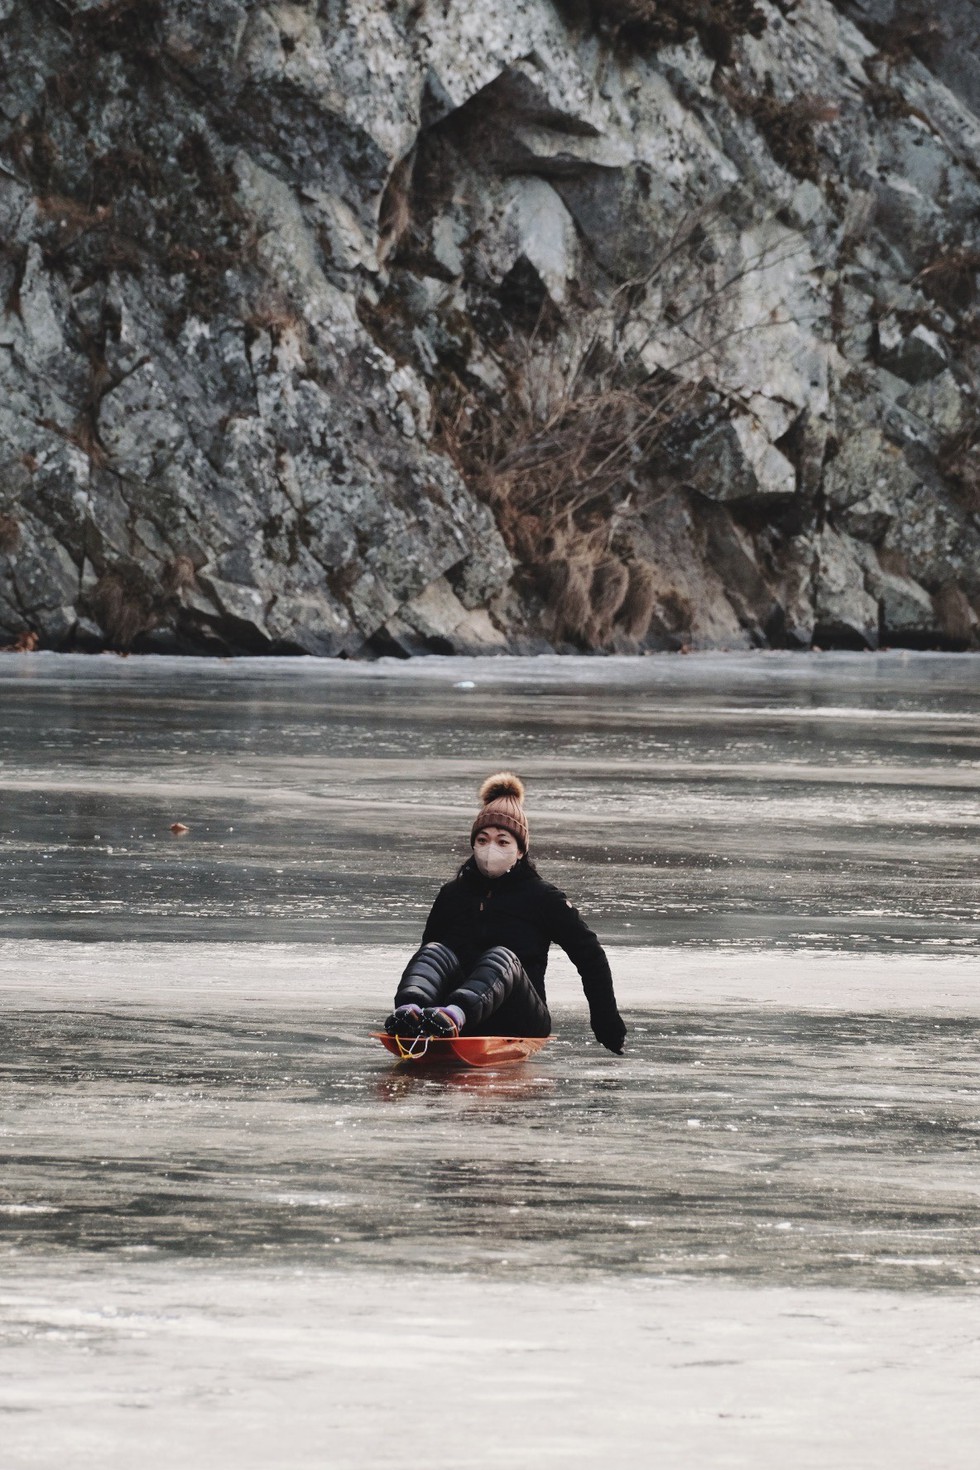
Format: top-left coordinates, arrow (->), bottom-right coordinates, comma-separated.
384,773 -> 626,1054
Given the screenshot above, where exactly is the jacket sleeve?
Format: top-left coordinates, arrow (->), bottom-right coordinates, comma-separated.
546,890 -> 626,1053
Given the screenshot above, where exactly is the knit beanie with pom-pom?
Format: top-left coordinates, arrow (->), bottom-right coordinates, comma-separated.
470,772 -> 529,852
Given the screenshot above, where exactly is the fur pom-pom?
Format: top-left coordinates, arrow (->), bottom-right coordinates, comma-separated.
478,771 -> 525,805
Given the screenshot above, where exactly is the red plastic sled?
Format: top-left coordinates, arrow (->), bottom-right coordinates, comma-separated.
372,1033 -> 551,1068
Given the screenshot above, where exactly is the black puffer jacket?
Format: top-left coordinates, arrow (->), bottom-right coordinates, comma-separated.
421,856 -> 626,1051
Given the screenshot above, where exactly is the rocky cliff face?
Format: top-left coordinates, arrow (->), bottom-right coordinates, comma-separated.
1,0 -> 978,654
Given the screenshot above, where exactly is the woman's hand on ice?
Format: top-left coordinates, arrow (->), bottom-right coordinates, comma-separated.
591,1011 -> 627,1055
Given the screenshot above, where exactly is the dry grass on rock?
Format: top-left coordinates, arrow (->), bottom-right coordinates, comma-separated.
563,0 -> 767,66
433,341 -> 697,646
87,563 -> 167,650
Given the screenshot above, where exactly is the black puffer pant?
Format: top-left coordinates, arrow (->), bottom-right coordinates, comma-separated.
395,942 -> 551,1037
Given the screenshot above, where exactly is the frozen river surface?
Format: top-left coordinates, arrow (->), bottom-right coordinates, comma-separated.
1,650 -> 979,1468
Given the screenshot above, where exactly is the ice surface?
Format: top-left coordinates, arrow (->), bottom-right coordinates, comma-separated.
1,651 -> 978,1467
3,1269 -> 980,1470
2,651 -> 977,948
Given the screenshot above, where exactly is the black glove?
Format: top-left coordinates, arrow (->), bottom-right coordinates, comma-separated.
590,1010 -> 626,1055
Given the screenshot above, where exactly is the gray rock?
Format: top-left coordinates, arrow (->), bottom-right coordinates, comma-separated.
823,413 -> 926,546
683,416 -> 797,505
877,322 -> 949,383
896,372 -> 966,439
812,528 -> 880,648
382,576 -> 508,655
832,1 -> 980,118
0,0 -> 978,654
878,569 -> 936,638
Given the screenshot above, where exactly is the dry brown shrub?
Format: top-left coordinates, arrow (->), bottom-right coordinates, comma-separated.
0,514 -> 21,554
870,10 -> 945,73
877,546 -> 912,577
88,565 -> 163,648
567,0 -> 767,66
378,151 -> 416,264
509,511 -> 549,566
864,81 -> 914,121
433,191 -> 806,606
718,76 -> 838,182
161,555 -> 197,593
1,630 -> 39,653
540,556 -> 593,643
429,202 -> 795,648
35,194 -> 112,241
436,369 -> 698,543
5,123 -> 58,192
72,0 -> 164,49
68,417 -> 109,469
589,558 -> 630,641
245,293 -> 306,342
617,559 -> 657,639
914,249 -> 980,313
933,583 -> 978,647
434,351 -> 701,647
659,588 -> 694,632
937,423 -> 980,513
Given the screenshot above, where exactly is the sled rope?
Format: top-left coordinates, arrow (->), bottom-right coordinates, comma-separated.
394,1033 -> 431,1061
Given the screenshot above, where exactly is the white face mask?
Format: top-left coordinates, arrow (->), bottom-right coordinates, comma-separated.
473,842 -> 518,879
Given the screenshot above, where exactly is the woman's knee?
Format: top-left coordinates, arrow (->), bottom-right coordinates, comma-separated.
417,942 -> 459,970
402,942 -> 459,983
472,946 -> 522,980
